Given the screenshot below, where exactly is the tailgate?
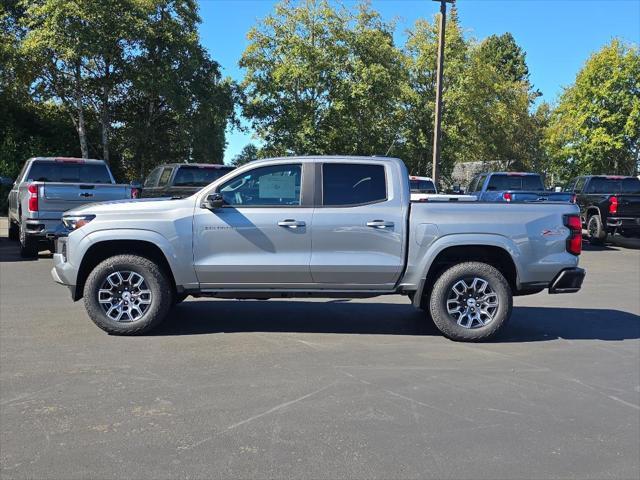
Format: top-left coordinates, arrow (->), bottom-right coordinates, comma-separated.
510,191 -> 574,203
40,183 -> 130,211
616,195 -> 640,217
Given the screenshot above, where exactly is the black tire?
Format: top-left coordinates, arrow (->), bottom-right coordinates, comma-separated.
587,215 -> 606,245
8,220 -> 19,241
429,262 -> 513,342
19,222 -> 39,258
83,254 -> 174,335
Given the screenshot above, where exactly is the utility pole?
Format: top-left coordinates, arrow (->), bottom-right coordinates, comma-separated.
431,0 -> 454,187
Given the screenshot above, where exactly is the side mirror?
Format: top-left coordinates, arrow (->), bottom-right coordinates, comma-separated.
202,192 -> 224,210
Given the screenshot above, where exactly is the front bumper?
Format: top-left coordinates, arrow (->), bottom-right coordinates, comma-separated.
51,237 -> 78,299
549,267 -> 585,294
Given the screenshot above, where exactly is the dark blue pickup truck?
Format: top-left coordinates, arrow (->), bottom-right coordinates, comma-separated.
467,172 -> 574,203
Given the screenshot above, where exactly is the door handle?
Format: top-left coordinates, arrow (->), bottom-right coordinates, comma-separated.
278,219 -> 306,229
366,220 -> 394,229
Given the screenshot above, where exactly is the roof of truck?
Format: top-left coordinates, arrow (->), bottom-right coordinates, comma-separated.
249,155 -> 404,165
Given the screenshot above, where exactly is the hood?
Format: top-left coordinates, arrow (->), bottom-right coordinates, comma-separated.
64,196 -> 190,216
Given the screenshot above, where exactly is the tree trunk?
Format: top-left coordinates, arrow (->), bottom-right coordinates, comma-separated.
100,93 -> 110,163
75,63 -> 89,158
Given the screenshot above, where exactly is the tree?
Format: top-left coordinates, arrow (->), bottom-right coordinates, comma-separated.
115,0 -> 234,178
231,144 -> 259,166
19,0 -> 148,161
476,33 -> 530,85
399,6 -> 468,179
240,0 -> 405,157
545,39 -> 640,178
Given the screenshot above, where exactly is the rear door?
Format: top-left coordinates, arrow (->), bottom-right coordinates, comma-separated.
310,161 -> 406,289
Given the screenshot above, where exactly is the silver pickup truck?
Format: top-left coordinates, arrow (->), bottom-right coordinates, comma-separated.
51,156 -> 585,341
7,157 -> 137,257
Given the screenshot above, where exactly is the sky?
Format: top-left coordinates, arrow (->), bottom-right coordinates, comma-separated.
197,0 -> 640,163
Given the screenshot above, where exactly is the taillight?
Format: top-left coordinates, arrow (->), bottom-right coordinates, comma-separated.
131,187 -> 140,199
502,192 -> 512,202
609,196 -> 618,214
563,214 -> 582,256
27,183 -> 39,212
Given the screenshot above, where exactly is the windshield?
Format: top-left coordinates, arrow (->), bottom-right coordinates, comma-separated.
26,162 -> 112,183
587,177 -> 640,194
173,166 -> 234,187
486,174 -> 544,191
410,179 -> 436,194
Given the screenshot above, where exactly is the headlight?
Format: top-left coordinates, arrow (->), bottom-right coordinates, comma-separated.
62,214 -> 95,231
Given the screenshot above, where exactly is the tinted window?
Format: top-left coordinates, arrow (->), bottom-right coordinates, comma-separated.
174,165 -> 234,187
574,177 -> 586,192
410,179 -> 436,193
26,161 -> 112,183
158,168 -> 173,187
219,164 -> 301,206
586,177 -> 640,194
486,174 -> 544,191
144,167 -> 162,187
323,163 -> 386,206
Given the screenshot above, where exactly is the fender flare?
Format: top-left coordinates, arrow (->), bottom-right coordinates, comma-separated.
411,234 -> 521,308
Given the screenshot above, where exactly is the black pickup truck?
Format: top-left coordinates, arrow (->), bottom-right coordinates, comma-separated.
141,163 -> 235,199
564,175 -> 640,244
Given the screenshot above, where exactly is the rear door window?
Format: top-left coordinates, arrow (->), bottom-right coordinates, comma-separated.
409,179 -> 436,193
587,177 -> 640,194
26,161 -> 112,183
322,163 -> 386,206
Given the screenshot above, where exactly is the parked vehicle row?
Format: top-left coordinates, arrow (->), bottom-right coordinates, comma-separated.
50,156 -> 585,341
7,157 -> 139,258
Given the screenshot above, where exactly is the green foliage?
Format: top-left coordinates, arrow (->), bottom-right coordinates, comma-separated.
545,40 -> 640,178
6,0 -> 233,181
240,0 -> 405,158
231,144 -> 259,166
240,2 -> 546,184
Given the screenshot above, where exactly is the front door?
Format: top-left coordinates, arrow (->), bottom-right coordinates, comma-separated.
193,163 -> 314,288
310,162 -> 407,289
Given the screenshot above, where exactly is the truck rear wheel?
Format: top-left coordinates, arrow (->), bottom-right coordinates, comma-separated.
587,215 -> 606,245
429,262 -> 512,341
83,254 -> 173,335
8,220 -> 19,241
19,222 -> 39,258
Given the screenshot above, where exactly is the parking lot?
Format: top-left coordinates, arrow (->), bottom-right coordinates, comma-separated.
0,219 -> 638,480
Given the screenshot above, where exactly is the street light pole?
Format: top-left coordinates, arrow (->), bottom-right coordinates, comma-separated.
431,0 -> 453,187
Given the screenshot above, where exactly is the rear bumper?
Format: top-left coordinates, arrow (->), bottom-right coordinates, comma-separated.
23,218 -> 66,240
607,216 -> 640,233
549,267 -> 585,294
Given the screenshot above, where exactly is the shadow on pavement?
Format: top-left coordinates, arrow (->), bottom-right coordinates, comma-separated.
154,301 -> 640,342
0,238 -> 53,263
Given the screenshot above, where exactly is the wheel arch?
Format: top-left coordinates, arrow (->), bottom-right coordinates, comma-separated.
74,239 -> 177,301
412,244 -> 518,309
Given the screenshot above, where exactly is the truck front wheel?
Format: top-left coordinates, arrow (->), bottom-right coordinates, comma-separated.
83,254 -> 173,335
429,262 -> 513,341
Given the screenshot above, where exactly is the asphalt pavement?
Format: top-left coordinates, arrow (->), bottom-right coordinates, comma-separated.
1,218 -> 639,479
